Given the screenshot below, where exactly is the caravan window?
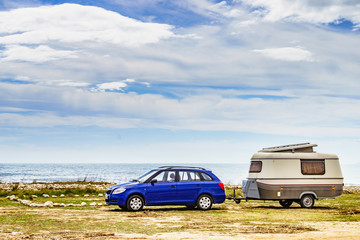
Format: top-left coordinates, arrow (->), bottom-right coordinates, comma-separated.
301,159 -> 325,175
249,161 -> 262,173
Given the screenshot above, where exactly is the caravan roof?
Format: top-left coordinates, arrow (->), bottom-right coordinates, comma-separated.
253,143 -> 338,159
259,142 -> 317,153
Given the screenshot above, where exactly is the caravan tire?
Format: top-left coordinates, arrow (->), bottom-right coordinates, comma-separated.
279,200 -> 293,208
300,195 -> 315,208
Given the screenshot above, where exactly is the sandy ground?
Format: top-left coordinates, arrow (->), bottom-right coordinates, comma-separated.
1,206 -> 360,240
2,222 -> 360,240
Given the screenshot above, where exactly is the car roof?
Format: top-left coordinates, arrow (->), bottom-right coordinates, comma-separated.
157,166 -> 210,171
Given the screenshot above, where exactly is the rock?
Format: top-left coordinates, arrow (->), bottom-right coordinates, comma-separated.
53,203 -> 61,206
42,194 -> 50,198
84,194 -> 89,197
8,195 -> 18,201
60,194 -> 65,198
52,195 -> 57,198
81,202 -> 87,206
31,195 -> 38,198
98,193 -> 103,197
89,202 -> 97,206
60,203 -> 65,207
20,200 -> 32,206
74,195 -> 79,197
97,203 -> 102,206
44,201 -> 53,207
33,203 -> 44,207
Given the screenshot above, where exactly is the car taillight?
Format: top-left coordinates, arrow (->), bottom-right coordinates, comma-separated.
218,182 -> 224,190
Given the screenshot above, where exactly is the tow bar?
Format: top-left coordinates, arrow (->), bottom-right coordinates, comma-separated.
226,187 -> 245,204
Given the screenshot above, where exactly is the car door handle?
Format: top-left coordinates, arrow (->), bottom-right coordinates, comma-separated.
196,184 -> 201,187
171,185 -> 176,188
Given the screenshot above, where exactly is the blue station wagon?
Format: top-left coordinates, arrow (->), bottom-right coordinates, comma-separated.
105,166 -> 226,211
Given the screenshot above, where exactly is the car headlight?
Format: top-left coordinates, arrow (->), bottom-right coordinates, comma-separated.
112,187 -> 126,194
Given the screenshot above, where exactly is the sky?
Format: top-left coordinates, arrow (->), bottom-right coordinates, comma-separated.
0,0 -> 359,164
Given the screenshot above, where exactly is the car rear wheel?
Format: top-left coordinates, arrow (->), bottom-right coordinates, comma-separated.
126,195 -> 144,211
300,195 -> 315,208
279,199 -> 293,208
197,194 -> 213,210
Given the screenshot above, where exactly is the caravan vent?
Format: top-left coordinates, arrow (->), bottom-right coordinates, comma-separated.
259,143 -> 317,153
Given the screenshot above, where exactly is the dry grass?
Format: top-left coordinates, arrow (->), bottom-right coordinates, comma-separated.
0,184 -> 360,239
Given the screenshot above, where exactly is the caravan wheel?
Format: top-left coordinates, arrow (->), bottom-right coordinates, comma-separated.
279,200 -> 293,208
300,195 -> 314,208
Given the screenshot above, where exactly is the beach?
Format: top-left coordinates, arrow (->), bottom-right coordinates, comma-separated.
1,182 -> 360,239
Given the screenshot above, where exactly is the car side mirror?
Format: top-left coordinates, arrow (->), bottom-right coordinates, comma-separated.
150,179 -> 157,184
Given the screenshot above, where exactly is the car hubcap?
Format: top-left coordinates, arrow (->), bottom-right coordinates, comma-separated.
199,196 -> 211,209
130,197 -> 142,210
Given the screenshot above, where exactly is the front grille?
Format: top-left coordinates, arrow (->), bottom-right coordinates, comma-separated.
106,190 -> 112,194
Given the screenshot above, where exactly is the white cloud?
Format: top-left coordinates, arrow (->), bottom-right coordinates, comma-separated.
123,78 -> 136,83
242,0 -> 360,26
96,81 -> 128,92
253,47 -> 314,62
0,3 -> 175,47
1,81 -> 360,138
0,45 -> 77,63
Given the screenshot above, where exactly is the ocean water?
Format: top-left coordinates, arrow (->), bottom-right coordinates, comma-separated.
0,163 -> 249,185
0,163 -> 359,185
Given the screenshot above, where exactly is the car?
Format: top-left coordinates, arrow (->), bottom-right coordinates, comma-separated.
105,166 -> 226,211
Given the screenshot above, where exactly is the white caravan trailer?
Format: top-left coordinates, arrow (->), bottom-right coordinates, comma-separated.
241,143 -> 343,208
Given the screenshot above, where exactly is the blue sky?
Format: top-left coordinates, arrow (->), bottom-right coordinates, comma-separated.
0,0 -> 359,164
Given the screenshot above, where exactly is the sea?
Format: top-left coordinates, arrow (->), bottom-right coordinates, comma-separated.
1,163 -> 360,185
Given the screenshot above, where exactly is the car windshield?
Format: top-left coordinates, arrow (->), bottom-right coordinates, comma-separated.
132,170 -> 157,183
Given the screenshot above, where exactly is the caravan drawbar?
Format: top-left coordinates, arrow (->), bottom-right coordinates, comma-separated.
240,143 -> 343,208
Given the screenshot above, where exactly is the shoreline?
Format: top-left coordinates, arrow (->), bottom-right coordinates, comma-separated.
1,181 -> 360,192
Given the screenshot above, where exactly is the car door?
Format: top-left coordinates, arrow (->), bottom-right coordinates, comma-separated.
176,171 -> 202,203
145,170 -> 177,205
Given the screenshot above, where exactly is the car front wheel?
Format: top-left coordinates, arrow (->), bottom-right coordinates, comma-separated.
126,195 -> 144,211
197,194 -> 213,210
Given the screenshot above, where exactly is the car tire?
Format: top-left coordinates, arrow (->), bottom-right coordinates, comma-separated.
197,194 -> 213,210
279,199 -> 293,208
126,195 -> 144,211
118,205 -> 127,210
185,205 -> 196,209
300,195 -> 315,208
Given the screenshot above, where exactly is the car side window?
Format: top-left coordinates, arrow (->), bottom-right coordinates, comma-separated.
164,171 -> 176,182
178,171 -> 201,182
200,172 -> 213,181
190,171 -> 201,181
179,171 -> 191,182
151,171 -> 166,182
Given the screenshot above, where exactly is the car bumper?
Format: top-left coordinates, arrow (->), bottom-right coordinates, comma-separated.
105,193 -> 127,205
213,193 -> 226,203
